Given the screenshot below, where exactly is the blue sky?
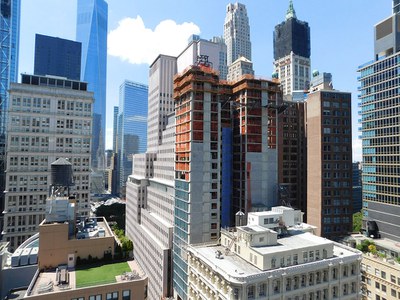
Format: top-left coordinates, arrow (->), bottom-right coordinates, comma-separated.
20,0 -> 391,160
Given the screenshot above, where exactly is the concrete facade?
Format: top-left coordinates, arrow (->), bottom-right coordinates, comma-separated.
2,74 -> 93,251
126,54 -> 176,300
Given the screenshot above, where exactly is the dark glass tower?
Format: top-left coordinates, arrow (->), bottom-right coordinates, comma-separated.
273,0 -> 310,60
34,34 -> 81,80
76,0 -> 108,172
0,0 -> 20,230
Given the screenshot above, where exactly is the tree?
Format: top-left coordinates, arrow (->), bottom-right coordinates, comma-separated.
356,239 -> 375,253
353,212 -> 362,233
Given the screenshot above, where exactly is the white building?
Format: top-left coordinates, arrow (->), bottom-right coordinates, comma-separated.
224,2 -> 252,66
2,74 -> 93,251
177,34 -> 227,80
187,207 -> 362,300
273,52 -> 311,101
227,56 -> 254,82
126,54 -> 176,300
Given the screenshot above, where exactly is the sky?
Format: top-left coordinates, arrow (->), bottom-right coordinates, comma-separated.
19,0 -> 392,161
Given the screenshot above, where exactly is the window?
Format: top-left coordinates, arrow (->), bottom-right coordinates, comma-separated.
106,292 -> 118,300
247,285 -> 255,299
122,290 -> 131,300
72,298 -> 84,300
259,283 -> 266,296
89,296 -> 101,300
381,271 -> 386,279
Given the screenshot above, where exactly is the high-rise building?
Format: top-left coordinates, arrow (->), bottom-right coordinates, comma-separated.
307,73 -> 353,240
172,65 -> 280,299
126,54 -> 177,299
0,0 -> 20,230
226,56 -> 254,82
113,106 -> 119,152
177,34 -> 228,80
273,0 -> 311,99
352,162 -> 362,213
277,100 -> 307,212
117,80 -> 148,196
1,74 -> 93,251
76,0 -> 108,173
358,1 -> 400,241
224,2 -> 251,66
34,34 -> 81,80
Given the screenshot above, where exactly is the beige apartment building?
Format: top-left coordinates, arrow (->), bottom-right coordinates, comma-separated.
187,207 -> 362,300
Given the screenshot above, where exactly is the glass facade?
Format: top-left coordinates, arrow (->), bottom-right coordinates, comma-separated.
34,34 -> 81,80
273,17 -> 310,60
359,53 -> 400,241
0,0 -> 20,224
76,0 -> 108,170
118,80 -> 148,191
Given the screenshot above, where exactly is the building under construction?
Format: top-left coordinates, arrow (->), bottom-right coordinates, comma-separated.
172,63 -> 281,299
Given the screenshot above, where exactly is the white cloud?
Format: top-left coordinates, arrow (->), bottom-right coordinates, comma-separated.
108,16 -> 200,65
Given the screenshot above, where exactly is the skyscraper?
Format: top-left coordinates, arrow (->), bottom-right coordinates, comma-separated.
358,2 -> 400,241
76,0 -> 108,172
2,74 -> 93,251
273,0 -> 311,99
307,73 -> 353,240
224,2 -> 251,66
0,0 -> 20,230
34,34 -> 81,80
112,106 -> 118,152
126,54 -> 176,299
117,80 -> 148,196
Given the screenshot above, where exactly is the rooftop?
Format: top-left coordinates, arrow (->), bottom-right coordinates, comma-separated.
190,238 -> 360,284
26,260 -> 144,297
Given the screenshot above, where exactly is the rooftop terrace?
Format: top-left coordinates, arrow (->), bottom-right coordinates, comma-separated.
26,260 -> 144,297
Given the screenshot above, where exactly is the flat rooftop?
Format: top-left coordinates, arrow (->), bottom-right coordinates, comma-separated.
26,260 -> 144,297
191,240 -> 359,284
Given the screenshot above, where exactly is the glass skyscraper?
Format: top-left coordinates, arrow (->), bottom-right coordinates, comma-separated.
0,0 -> 20,228
118,80 -> 148,194
358,3 -> 400,241
34,34 -> 81,80
76,0 -> 108,171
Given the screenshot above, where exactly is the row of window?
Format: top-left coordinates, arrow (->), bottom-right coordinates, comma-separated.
71,290 -> 131,300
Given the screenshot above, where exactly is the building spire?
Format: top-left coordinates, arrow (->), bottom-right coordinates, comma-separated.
286,0 -> 297,20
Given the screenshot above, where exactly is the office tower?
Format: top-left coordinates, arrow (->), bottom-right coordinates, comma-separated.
358,2 -> 400,241
227,56 -> 254,82
34,34 -> 81,80
224,2 -> 251,66
273,0 -> 311,100
307,73 -> 352,240
113,106 -> 119,152
76,0 -> 108,173
211,36 -> 228,80
117,80 -> 148,196
277,100 -> 307,211
177,34 -> 227,80
352,162 -> 362,213
173,65 -> 280,299
188,207 -> 361,300
126,55 -> 177,299
0,0 -> 20,230
1,74 -> 93,251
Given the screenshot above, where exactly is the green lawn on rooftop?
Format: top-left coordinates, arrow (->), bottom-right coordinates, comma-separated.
75,262 -> 131,288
